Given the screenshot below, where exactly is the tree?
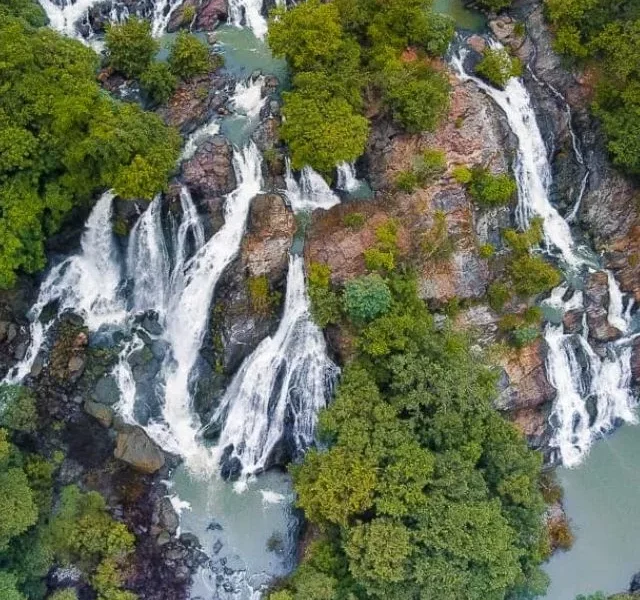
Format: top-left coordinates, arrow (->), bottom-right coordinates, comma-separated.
0,571 -> 26,600
342,274 -> 392,324
0,385 -> 37,432
105,18 -> 158,78
475,48 -> 522,89
140,62 -> 177,105
0,467 -> 38,551
280,89 -> 369,175
168,31 -> 210,80
468,167 -> 517,206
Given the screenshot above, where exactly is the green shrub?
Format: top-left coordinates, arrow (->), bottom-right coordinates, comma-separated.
0,385 -> 37,432
140,62 -> 177,105
364,248 -> 395,273
343,274 -> 392,324
511,326 -> 540,348
475,48 -> 522,89
374,219 -> 398,251
168,31 -> 210,80
105,18 -> 158,78
395,170 -> 418,192
342,212 -> 366,229
181,5 -> 196,24
469,167 -> 517,207
509,255 -> 562,296
308,263 -> 341,327
452,165 -> 472,184
248,276 -> 280,315
413,149 -> 446,184
502,218 -> 544,255
48,590 -> 78,600
422,210 -> 454,260
479,243 -> 495,259
487,282 -> 511,311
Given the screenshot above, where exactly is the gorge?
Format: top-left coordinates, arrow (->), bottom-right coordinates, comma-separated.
1,0 -> 640,599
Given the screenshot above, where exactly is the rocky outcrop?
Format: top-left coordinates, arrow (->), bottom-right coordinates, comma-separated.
114,425 -> 166,473
168,0 -> 228,31
160,71 -> 230,134
182,135 -> 237,199
242,193 -> 295,283
584,271 -> 622,344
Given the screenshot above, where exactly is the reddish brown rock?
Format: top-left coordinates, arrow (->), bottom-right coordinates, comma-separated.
182,136 -> 237,199
584,271 -> 622,343
496,339 -> 555,411
196,0 -> 228,29
562,309 -> 583,335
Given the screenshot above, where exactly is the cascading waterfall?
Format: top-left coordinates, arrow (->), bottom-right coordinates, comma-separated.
336,162 -> 360,193
231,76 -> 267,120
181,122 -> 221,162
38,0 -> 104,38
150,0 -> 183,36
228,0 -> 267,40
210,256 -> 338,482
5,191 -> 126,383
141,143 -> 263,470
284,159 -> 340,212
452,41 -> 638,466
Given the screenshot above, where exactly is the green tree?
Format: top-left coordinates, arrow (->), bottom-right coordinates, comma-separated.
342,274 -> 392,324
468,167 -> 517,206
0,466 -> 38,551
168,31 -> 210,80
475,48 -> 522,89
140,62 -> 177,105
105,18 -> 158,78
0,385 -> 37,432
0,571 -> 26,600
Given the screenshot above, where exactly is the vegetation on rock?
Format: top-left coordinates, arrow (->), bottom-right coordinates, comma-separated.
268,0 -> 453,174
105,18 -> 158,78
475,47 -> 522,89
168,31 -> 211,80
0,2 -> 180,287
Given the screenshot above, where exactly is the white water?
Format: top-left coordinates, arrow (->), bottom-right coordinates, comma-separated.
284,159 -> 340,213
181,122 -> 221,163
6,191 -> 127,383
140,144 -> 263,472
336,162 -> 360,193
210,256 -> 338,479
38,0 -> 103,38
228,0 -> 267,40
231,76 -> 267,120
151,0 -> 184,36
453,41 -> 638,466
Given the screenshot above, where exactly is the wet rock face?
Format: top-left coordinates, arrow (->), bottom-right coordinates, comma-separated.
182,136 -> 237,200
167,0 -> 228,31
584,271 -> 622,344
242,193 -> 295,283
114,425 -> 166,473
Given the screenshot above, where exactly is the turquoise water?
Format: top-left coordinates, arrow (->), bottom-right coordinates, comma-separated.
434,0 -> 485,32
544,421 -> 640,599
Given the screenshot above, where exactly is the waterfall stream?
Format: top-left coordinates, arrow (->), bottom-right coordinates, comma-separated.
284,159 -> 341,212
452,42 -> 638,466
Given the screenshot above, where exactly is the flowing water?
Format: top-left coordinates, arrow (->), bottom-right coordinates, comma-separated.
451,43 -> 638,468
284,159 -> 341,213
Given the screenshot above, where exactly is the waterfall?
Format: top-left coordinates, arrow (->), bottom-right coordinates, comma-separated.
140,143 -> 263,471
451,44 -> 580,268
181,122 -> 221,162
210,256 -> 338,481
5,191 -> 126,382
231,76 -> 267,120
38,0 -> 103,38
127,196 -> 171,316
336,162 -> 360,193
453,41 -> 638,466
228,0 -> 267,40
151,0 -> 184,37
284,159 -> 340,213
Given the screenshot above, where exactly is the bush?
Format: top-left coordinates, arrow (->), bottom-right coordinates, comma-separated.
509,255 -> 562,296
342,212 -> 366,229
308,263 -> 341,327
168,31 -> 210,80
413,149 -> 446,184
468,167 -> 517,206
248,276 -> 280,315
475,48 -> 522,89
503,218 -> 544,255
140,62 -> 177,105
364,248 -> 395,273
395,170 -> 418,192
382,59 -> 451,133
422,210 -> 454,260
548,517 -> 574,551
105,18 -> 158,78
0,385 -> 37,432
48,590 -> 78,600
343,274 -> 392,324
487,282 -> 511,311
479,243 -> 495,259
452,165 -> 472,184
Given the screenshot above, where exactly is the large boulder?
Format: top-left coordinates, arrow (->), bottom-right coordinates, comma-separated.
114,426 -> 166,473
182,136 -> 237,200
584,271 -> 622,344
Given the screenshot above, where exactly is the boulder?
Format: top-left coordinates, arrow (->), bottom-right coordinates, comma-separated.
92,375 -> 120,405
84,400 -> 114,428
182,136 -> 237,200
563,309 -> 583,335
196,0 -> 228,30
158,497 -> 180,535
114,426 -> 165,473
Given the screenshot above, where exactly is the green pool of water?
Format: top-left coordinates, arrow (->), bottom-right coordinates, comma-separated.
544,421 -> 640,599
434,0 -> 486,32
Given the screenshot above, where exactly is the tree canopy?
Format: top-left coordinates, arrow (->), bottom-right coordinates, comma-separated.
0,4 -> 180,287
268,0 -> 453,175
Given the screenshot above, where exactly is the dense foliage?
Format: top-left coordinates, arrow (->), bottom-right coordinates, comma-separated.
0,3 -> 180,287
168,31 -> 211,80
105,18 -> 158,78
475,47 -> 522,89
0,384 -> 137,600
268,0 -> 453,174
545,0 -> 640,174
278,269 -> 550,600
